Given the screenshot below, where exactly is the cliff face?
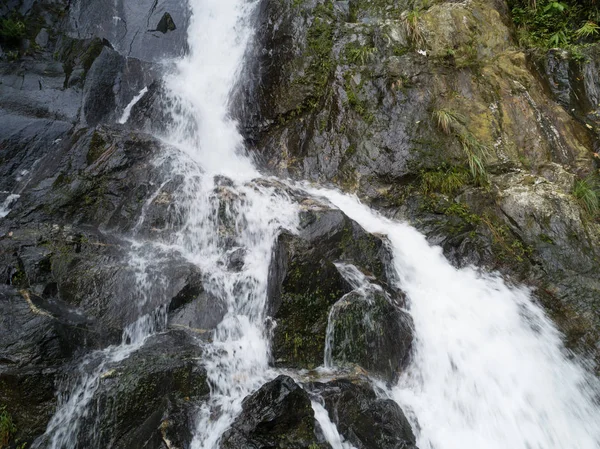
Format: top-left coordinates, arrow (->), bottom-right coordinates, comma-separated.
1,0 -> 600,446
240,0 -> 600,368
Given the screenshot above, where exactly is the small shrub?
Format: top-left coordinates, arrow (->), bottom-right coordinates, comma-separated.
431,108 -> 490,184
345,44 -> 378,65
432,109 -> 465,135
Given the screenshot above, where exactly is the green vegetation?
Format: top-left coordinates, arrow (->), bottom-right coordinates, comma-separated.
87,131 -> 107,165
345,42 -> 378,65
573,174 -> 600,216
403,8 -> 425,47
282,2 -> 335,121
0,17 -> 26,42
432,108 -> 491,184
0,405 -> 16,448
509,0 -> 600,49
420,165 -> 471,196
344,72 -> 375,124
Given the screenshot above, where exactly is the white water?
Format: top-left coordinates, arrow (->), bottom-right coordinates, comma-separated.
308,187 -> 600,449
118,86 -> 148,124
159,0 -> 299,447
311,401 -> 355,449
41,306 -> 167,449
0,193 -> 20,218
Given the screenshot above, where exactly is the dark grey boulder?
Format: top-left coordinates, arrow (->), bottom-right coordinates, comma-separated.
327,289 -> 413,383
309,378 -> 418,449
220,375 -> 331,449
268,203 -> 395,369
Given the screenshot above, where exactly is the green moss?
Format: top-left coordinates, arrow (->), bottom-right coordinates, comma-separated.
284,1 -> 335,119
81,37 -> 105,73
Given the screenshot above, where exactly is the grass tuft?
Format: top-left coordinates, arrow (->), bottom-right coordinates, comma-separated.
573,175 -> 600,215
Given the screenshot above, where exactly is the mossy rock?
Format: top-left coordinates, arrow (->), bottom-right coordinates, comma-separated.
328,289 -> 412,382
269,206 -> 393,370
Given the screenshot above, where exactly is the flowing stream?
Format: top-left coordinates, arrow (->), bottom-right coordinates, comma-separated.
34,0 -> 600,447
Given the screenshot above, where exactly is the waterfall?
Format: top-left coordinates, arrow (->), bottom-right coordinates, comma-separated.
307,187 -> 600,449
34,0 -> 600,447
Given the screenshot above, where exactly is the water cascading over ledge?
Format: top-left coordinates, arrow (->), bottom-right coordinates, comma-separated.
1,0 -> 600,448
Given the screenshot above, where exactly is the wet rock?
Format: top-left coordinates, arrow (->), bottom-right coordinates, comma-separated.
82,46 -> 125,126
53,330 -> 208,449
309,378 -> 417,449
269,203 -> 393,369
168,280 -> 228,336
127,81 -> 173,134
0,285 -> 91,444
66,0 -> 189,62
327,289 -> 413,382
220,375 -> 331,449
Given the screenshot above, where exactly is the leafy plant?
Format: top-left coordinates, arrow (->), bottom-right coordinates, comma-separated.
431,108 -> 490,183
458,130 -> 491,184
548,29 -> 569,46
510,0 -> 600,48
421,165 -> 471,196
0,406 -> 16,447
573,175 -> 600,215
542,1 -> 568,13
574,20 -> 600,38
345,44 -> 378,65
0,17 -> 26,41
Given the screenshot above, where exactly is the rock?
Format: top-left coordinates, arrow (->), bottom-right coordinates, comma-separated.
82,46 -> 125,126
0,285 -> 91,445
269,203 -> 394,369
33,330 -> 209,449
34,28 -> 49,48
66,0 -> 189,62
127,81 -> 173,134
156,13 -> 176,34
309,378 -> 417,449
327,289 -> 413,382
220,375 -> 331,449
168,282 -> 228,336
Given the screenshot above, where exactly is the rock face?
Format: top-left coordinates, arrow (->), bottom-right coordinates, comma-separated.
242,0 -> 600,370
220,375 -> 331,449
2,0 -> 600,446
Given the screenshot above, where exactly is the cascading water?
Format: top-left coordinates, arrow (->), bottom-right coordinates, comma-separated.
308,187 -> 600,449
34,0 -> 600,446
